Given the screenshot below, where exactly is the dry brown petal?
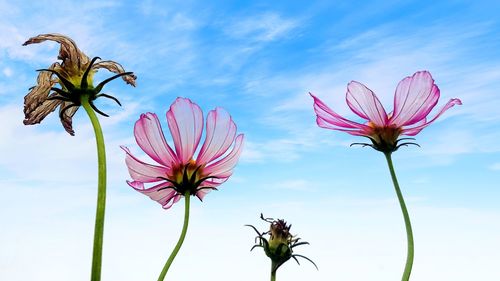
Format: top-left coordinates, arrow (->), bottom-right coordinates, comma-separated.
23,97 -> 62,126
23,33 -> 90,69
59,101 -> 79,136
23,33 -> 136,136
23,62 -> 59,125
93,60 -> 137,86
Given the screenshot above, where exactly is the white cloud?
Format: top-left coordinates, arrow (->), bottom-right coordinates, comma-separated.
2,67 -> 13,77
0,102 -> 139,185
489,162 -> 500,171
225,12 -> 298,42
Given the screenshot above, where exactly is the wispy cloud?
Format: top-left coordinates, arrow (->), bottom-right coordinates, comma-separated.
234,19 -> 500,166
489,162 -> 500,171
224,12 -> 298,42
0,103 -> 138,185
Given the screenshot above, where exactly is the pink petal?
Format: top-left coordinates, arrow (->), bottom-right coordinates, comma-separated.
166,97 -> 204,164
346,81 -> 388,126
196,188 -> 211,201
127,180 -> 182,209
391,71 -> 440,126
134,112 -> 177,168
401,98 -> 462,136
197,107 -> 237,165
310,93 -> 371,136
121,146 -> 169,183
195,177 -> 229,201
204,134 -> 244,178
317,117 -> 371,136
134,113 -> 178,168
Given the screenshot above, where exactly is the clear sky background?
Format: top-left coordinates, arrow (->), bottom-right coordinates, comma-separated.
1,1 -> 499,280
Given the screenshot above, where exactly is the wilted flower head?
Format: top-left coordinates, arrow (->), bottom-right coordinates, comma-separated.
122,97 -> 244,209
246,214 -> 317,274
311,71 -> 462,153
23,33 -> 137,135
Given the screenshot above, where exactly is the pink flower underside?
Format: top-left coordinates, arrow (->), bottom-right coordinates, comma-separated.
346,81 -> 388,126
134,112 -> 177,168
166,98 -> 204,164
310,93 -> 371,136
390,71 -> 440,127
400,98 -> 462,136
311,71 -> 462,137
127,180 -> 181,209
124,97 -> 245,208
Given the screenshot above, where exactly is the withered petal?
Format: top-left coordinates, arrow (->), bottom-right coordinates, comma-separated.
23,97 -> 62,126
59,101 -> 80,136
93,60 -> 137,87
23,33 -> 90,69
24,63 -> 59,122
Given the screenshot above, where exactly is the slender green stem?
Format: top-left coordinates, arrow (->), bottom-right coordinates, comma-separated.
81,96 -> 107,281
157,192 -> 191,281
270,261 -> 277,281
384,153 -> 414,281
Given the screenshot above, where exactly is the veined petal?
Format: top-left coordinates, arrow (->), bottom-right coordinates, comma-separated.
399,118 -> 427,136
204,134 -> 244,178
134,113 -> 178,168
391,71 -> 440,126
195,187 -> 215,201
59,101 -> 79,136
23,33 -> 90,68
310,93 -> 371,135
197,107 -> 237,165
194,173 -> 230,201
346,81 -> 388,126
166,97 -> 204,164
316,117 -> 371,136
93,60 -> 137,86
23,62 -> 60,125
401,98 -> 462,136
121,146 -> 169,183
127,181 -> 182,209
23,98 -> 61,127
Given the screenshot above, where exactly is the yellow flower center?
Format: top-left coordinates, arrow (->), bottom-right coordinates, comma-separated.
55,63 -> 96,89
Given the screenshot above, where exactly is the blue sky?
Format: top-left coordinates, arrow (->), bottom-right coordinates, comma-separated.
1,1 -> 499,280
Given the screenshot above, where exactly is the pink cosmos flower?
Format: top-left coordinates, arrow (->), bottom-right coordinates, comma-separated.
311,71 -> 462,152
122,97 -> 244,209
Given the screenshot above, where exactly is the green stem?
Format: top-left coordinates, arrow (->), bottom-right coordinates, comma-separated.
157,192 -> 191,281
270,261 -> 277,281
384,153 -> 414,281
81,97 -> 107,281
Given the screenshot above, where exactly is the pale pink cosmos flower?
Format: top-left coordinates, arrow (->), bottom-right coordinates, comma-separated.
311,71 -> 462,152
122,97 -> 244,209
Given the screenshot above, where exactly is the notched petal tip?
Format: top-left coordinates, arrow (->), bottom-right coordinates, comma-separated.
451,98 -> 463,106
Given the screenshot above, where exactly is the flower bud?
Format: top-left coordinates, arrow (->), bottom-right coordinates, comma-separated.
246,214 -> 317,274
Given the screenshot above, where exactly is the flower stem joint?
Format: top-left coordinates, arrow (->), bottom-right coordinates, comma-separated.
246,214 -> 318,274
